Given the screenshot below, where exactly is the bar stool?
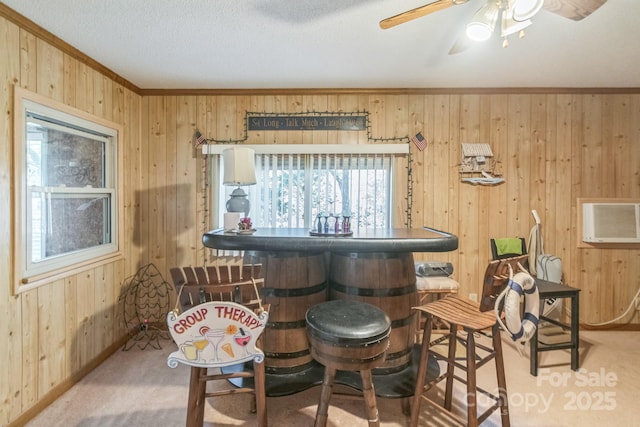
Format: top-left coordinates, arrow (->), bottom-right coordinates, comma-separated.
415,262 -> 459,338
530,279 -> 580,376
410,258 -> 521,427
306,300 -> 391,427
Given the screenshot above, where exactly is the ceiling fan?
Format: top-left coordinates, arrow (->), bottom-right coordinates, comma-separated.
380,0 -> 608,51
380,0 -> 608,29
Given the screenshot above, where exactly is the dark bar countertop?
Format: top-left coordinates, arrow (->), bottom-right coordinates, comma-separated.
202,227 -> 458,253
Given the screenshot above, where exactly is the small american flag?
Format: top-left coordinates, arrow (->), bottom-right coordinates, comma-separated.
194,130 -> 206,147
411,132 -> 427,151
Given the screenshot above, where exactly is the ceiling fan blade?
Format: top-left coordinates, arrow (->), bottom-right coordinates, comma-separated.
448,34 -> 472,55
542,0 -> 608,21
379,0 -> 468,30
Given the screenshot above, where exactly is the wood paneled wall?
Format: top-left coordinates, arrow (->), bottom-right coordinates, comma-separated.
1,8 -> 640,427
144,93 -> 639,331
0,14 -> 143,426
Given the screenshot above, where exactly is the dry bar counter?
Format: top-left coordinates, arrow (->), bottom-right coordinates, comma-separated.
203,227 -> 458,254
202,227 -> 458,398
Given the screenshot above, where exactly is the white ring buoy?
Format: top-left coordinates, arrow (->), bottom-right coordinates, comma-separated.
495,270 -> 539,344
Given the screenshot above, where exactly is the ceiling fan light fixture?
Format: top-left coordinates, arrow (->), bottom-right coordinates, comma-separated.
466,1 -> 500,42
501,7 -> 532,37
511,0 -> 544,21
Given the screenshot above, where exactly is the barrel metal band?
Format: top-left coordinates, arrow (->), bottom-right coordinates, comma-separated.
384,346 -> 412,361
308,330 -> 390,347
265,349 -> 310,359
329,281 -> 417,297
265,360 -> 316,375
261,282 -> 327,298
314,350 -> 387,366
267,319 -> 307,329
390,315 -> 414,328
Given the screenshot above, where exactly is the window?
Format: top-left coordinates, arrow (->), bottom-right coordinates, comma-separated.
14,87 -> 122,291
205,144 -> 408,231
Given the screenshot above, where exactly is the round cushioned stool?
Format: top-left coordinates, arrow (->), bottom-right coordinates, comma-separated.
306,300 -> 391,427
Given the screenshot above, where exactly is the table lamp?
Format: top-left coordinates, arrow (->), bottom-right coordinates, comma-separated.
222,146 -> 257,218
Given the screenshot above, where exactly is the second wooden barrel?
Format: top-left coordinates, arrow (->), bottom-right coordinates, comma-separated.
256,251 -> 327,374
328,251 -> 417,373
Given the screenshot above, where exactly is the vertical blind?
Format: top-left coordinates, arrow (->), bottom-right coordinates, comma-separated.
250,152 -> 394,230
204,144 -> 409,231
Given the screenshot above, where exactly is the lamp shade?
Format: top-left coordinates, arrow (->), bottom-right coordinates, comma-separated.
222,147 -> 257,186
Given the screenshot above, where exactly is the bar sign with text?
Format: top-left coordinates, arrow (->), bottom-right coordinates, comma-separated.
248,115 -> 367,131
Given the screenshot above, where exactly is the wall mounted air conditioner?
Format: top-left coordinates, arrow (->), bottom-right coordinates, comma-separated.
582,202 -> 640,243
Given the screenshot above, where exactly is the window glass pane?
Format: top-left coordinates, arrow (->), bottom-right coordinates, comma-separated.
29,190 -> 110,262
27,118 -> 106,188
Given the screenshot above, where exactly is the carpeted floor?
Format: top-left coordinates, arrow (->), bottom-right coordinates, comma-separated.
25,330 -> 640,426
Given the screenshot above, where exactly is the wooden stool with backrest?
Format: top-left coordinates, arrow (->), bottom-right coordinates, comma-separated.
168,262 -> 268,427
410,255 -> 529,427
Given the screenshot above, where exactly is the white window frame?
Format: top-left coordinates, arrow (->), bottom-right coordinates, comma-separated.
203,144 -> 409,231
13,87 -> 124,293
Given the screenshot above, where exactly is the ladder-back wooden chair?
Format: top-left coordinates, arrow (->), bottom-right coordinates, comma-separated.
489,237 -> 528,261
167,263 -> 268,427
171,258 -> 261,311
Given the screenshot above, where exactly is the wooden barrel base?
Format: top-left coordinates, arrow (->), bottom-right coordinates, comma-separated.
254,251 -> 328,373
308,336 -> 388,371
329,252 -> 417,372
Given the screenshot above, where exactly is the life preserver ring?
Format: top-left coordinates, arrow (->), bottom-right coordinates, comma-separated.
495,269 -> 539,344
